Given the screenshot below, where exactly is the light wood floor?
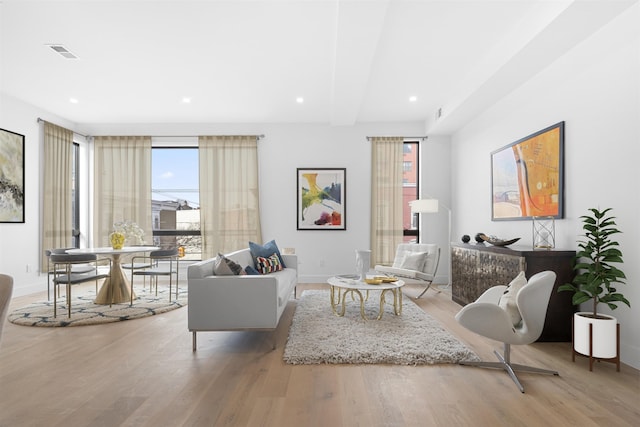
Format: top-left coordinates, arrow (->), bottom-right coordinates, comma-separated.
0,281 -> 638,427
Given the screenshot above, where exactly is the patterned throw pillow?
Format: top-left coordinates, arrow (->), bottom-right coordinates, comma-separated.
256,253 -> 283,274
221,253 -> 244,275
213,254 -> 235,275
213,253 -> 244,276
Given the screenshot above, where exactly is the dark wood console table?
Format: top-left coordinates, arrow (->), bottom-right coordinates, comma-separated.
451,243 -> 575,341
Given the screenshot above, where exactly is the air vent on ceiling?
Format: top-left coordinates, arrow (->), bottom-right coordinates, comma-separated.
47,44 -> 79,59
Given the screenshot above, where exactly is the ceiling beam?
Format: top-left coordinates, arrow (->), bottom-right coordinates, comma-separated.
330,0 -> 390,126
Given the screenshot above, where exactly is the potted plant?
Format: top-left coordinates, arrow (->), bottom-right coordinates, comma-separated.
558,207 -> 629,368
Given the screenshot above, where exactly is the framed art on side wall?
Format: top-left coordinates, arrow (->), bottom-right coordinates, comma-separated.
0,128 -> 25,223
491,122 -> 565,221
297,168 -> 346,230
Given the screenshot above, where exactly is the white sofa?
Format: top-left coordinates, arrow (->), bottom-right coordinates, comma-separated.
187,247 -> 298,351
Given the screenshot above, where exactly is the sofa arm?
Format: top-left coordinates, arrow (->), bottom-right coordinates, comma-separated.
188,258 -> 216,279
282,254 -> 298,271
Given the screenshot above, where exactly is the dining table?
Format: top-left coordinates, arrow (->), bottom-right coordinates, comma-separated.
67,246 -> 159,304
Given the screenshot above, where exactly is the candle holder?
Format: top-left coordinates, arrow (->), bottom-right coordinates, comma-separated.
532,216 -> 555,250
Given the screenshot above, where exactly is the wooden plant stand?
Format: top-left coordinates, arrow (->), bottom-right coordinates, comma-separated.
572,317 -> 620,372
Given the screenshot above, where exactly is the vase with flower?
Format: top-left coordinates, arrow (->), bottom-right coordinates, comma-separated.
111,220 -> 145,248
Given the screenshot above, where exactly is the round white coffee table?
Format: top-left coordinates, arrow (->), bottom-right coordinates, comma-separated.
327,275 -> 405,320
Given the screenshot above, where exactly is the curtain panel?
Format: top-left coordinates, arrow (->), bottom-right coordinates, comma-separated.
198,135 -> 262,259
41,122 -> 74,271
370,137 -> 404,265
93,136 -> 152,247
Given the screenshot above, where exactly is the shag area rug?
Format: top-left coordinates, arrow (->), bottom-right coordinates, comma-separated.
8,287 -> 187,327
283,290 -> 479,365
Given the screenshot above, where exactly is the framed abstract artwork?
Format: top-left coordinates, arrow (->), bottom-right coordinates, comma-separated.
0,128 -> 25,223
491,122 -> 565,221
297,168 -> 346,230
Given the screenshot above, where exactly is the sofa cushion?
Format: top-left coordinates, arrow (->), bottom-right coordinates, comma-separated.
256,253 -> 283,274
249,240 -> 287,269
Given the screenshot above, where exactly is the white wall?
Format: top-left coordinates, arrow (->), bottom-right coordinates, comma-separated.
0,94 -> 77,295
450,4 -> 639,368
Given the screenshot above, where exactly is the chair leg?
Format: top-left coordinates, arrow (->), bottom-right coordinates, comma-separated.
459,343 -> 559,393
53,281 -> 57,318
416,281 -> 433,298
67,283 -> 72,318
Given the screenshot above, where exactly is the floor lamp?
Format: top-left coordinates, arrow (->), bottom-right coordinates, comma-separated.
410,198 -> 452,287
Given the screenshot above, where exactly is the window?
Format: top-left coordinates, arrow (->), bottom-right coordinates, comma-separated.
403,141 -> 419,242
152,147 -> 201,259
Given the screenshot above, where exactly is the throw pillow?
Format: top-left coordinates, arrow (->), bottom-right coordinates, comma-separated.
392,251 -> 407,268
220,253 -> 244,275
244,265 -> 260,275
256,253 -> 283,274
400,252 -> 427,271
249,240 -> 287,269
498,271 -> 528,326
213,254 -> 235,276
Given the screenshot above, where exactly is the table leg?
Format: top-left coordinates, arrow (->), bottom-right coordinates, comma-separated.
94,254 -> 137,304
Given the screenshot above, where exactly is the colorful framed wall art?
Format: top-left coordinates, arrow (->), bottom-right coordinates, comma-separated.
491,122 -> 565,221
297,168 -> 346,230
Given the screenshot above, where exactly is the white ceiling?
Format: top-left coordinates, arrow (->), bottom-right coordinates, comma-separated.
1,0 -> 636,133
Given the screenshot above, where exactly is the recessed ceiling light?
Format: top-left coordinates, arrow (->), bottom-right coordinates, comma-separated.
296,97 -> 304,104
182,97 -> 192,104
69,98 -> 79,104
409,96 -> 418,102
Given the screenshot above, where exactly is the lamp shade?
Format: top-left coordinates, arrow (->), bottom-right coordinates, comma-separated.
410,199 -> 439,214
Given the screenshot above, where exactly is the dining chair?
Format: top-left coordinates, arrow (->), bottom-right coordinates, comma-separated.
130,248 -> 180,305
50,253 -> 110,318
45,248 -> 94,300
122,246 -> 155,289
0,274 -> 14,347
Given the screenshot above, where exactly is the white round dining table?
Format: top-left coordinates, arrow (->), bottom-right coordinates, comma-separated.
67,246 -> 159,304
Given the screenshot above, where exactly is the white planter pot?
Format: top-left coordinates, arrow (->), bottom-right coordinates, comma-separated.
573,312 -> 618,359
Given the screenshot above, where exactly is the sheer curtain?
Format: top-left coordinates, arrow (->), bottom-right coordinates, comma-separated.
370,137 -> 404,265
198,135 -> 261,258
41,121 -> 74,271
93,136 -> 152,246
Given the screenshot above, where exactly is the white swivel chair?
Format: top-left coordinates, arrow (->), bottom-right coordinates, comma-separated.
0,274 -> 14,346
374,243 -> 440,298
455,270 -> 559,393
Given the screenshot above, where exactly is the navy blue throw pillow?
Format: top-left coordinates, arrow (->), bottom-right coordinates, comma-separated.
244,265 -> 260,275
